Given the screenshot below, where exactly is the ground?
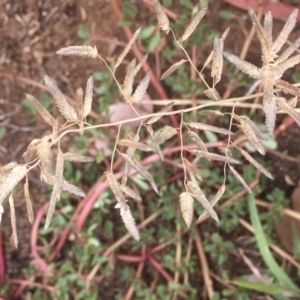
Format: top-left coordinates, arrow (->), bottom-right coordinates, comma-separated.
1,0 -> 300,299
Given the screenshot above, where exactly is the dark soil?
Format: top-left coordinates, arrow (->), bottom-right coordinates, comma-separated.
1,0 -> 300,299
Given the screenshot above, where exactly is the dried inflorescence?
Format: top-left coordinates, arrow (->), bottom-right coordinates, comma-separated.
1,2 -> 300,244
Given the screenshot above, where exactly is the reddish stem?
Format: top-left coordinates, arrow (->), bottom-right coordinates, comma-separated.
117,254 -> 145,263
148,255 -> 173,282
0,230 -> 6,287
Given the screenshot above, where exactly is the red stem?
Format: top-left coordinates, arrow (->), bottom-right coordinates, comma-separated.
0,230 -> 6,287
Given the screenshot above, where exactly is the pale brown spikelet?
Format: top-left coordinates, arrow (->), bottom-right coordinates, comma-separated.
23,139 -> 41,163
51,118 -> 59,144
83,76 -> 94,118
0,205 -> 3,224
118,139 -> 153,152
24,178 -> 34,224
154,125 -> 177,145
115,28 -> 141,70
248,8 -> 270,62
36,140 -> 52,172
134,53 -> 149,76
287,96 -> 298,108
236,147 -> 273,179
186,181 -> 219,222
44,75 -> 78,122
119,153 -> 158,194
203,88 -> 221,101
211,37 -> 224,85
275,80 -> 300,97
76,87 -> 84,131
276,37 -> 300,64
120,204 -> 140,240
228,165 -> 252,194
0,165 -> 27,206
183,158 -> 203,181
187,122 -> 232,135
198,110 -> 224,117
152,0 -> 169,32
179,192 -> 194,227
123,59 -> 136,97
198,184 -> 225,220
123,133 -> 139,177
263,12 -> 273,49
160,59 -> 188,80
277,97 -> 300,127
239,120 -> 265,155
0,162 -> 18,176
45,184 -> 59,229
105,171 -> 127,209
56,45 -> 98,59
239,116 -> 267,141
120,185 -> 142,202
146,102 -> 175,125
25,94 -> 56,126
187,131 -> 207,152
9,193 -> 18,248
180,7 -> 207,43
223,52 -> 261,79
278,54 -> 300,72
131,70 -> 151,103
272,9 -> 298,55
189,149 -> 240,164
218,147 -> 232,157
63,152 -> 95,163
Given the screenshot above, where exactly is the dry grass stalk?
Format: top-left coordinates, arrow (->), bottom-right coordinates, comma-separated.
183,158 -> 203,182
160,59 -> 188,80
186,181 -> 219,222
63,153 -> 95,163
120,185 -> 142,202
44,75 -> 78,122
187,122 -> 232,135
118,139 -> 153,152
275,80 -> 300,97
9,193 -> 18,248
83,76 -> 94,118
24,177 -> 34,224
211,37 -> 223,85
179,192 -> 194,227
189,149 -> 240,164
154,125 -> 177,145
152,0 -> 169,32
134,53 -> 148,76
277,97 -> 300,126
198,110 -> 224,117
180,7 -> 207,43
203,88 -> 221,101
123,58 -> 136,97
131,70 -> 151,103
228,165 -> 252,194
187,131 -> 208,152
115,28 -> 141,70
238,116 -> 267,141
146,102 -> 175,125
120,204 -> 140,241
56,45 -> 98,59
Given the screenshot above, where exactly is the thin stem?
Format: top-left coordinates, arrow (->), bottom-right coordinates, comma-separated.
111,124 -> 122,173
180,112 -> 187,189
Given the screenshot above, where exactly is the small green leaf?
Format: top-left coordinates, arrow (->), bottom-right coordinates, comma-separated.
204,131 -> 218,142
122,2 -> 138,19
140,26 -> 156,40
219,10 -> 236,20
148,32 -> 161,51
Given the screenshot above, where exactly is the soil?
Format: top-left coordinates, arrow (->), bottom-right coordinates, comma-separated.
1,0 -> 300,299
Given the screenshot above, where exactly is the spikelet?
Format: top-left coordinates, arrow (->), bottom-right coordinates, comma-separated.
228,165 -> 252,194
278,54 -> 300,72
134,53 -> 148,76
187,131 -> 208,152
146,102 -> 174,125
263,12 -> 273,49
179,192 -> 194,227
123,59 -> 136,97
63,152 -> 95,163
275,80 -> 300,97
189,149 -> 240,164
120,204 -> 140,240
118,139 -> 153,152
9,193 -> 18,248
223,52 -> 261,79
36,140 -> 52,172
44,75 -> 78,122
131,70 -> 151,103
120,185 -> 142,202
239,116 -> 267,141
236,147 -> 273,179
239,120 -> 265,155
198,110 -> 224,117
25,94 -> 56,126
211,37 -> 224,85
0,205 -> 3,224
276,37 -> 300,64
115,28 -> 141,70
183,158 -> 203,181
198,184 -> 225,221
105,171 -> 127,209
277,97 -> 300,127
24,177 -> 34,224
56,45 -> 98,59
83,76 -> 94,118
203,88 -> 221,101
123,133 -> 139,178
272,9 -> 298,55
0,165 -> 27,206
154,125 -> 177,145
180,7 -> 207,43
187,122 -> 232,135
160,59 -> 188,80
186,181 -> 219,222
152,0 -> 169,32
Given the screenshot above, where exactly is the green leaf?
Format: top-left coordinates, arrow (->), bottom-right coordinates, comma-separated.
204,131 -> 218,142
219,10 -> 236,20
248,194 -> 300,295
0,128 -> 6,141
148,32 -> 161,51
140,26 -> 155,40
122,2 -> 137,19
